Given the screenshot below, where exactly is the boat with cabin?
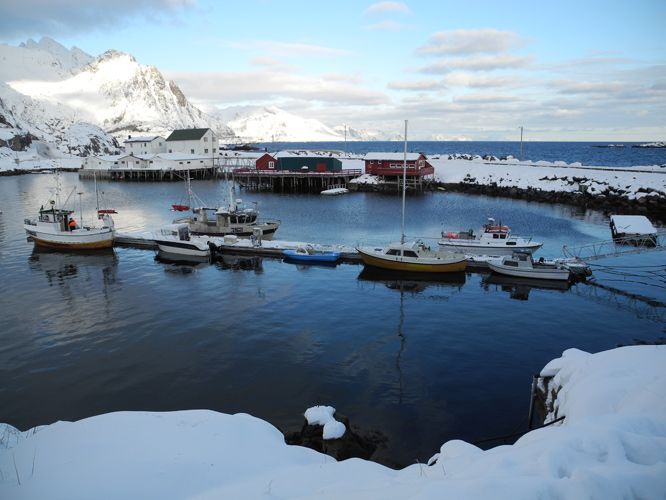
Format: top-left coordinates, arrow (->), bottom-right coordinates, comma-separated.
152,224 -> 214,258
23,173 -> 116,250
172,175 -> 280,240
439,217 -> 542,256
356,120 -> 467,274
487,251 -> 571,281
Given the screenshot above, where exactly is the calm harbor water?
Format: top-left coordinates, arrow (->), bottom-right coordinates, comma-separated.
254,141 -> 666,168
1,170 -> 665,468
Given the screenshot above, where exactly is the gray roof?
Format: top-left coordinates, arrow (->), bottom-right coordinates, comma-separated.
166,128 -> 211,141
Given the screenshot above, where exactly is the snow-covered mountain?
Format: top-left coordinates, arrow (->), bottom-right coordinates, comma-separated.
0,37 -> 234,157
217,106 -> 341,143
0,37 -> 392,157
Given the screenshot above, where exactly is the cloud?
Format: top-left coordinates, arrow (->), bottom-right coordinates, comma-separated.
322,72 -> 364,84
0,0 -> 195,39
550,79 -> 630,94
444,73 -> 520,89
163,69 -> 390,107
418,54 -> 536,74
363,2 -> 412,15
453,93 -> 522,103
388,79 -> 447,91
415,29 -> 531,56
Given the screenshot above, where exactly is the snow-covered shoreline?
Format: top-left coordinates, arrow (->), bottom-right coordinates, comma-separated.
2,345 -> 664,499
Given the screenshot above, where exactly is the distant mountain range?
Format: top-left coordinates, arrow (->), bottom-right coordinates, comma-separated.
0,38 -> 394,157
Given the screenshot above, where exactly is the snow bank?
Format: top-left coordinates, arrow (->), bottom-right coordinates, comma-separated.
1,346 -> 665,499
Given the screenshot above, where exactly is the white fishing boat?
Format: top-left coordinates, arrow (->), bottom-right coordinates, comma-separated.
152,224 -> 212,258
356,120 -> 467,274
172,174 -> 280,240
23,173 -> 116,250
487,251 -> 571,281
439,217 -> 542,256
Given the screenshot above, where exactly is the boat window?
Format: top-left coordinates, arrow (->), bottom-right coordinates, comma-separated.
505,261 -> 519,267
500,234 -> 506,239
403,251 -> 418,258
387,249 -> 401,256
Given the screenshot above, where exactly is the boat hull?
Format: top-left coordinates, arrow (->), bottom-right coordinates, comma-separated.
487,261 -> 570,281
357,247 -> 467,273
283,250 -> 340,262
25,225 -> 114,250
440,240 -> 542,256
188,223 -> 279,240
155,240 -> 210,258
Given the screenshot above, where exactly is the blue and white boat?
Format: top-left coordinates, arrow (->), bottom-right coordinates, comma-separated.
283,245 -> 341,262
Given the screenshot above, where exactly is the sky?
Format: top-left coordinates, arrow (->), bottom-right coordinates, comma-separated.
1,0 -> 665,141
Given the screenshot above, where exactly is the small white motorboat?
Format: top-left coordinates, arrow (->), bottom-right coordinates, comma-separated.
487,251 -> 571,281
440,217 -> 542,256
152,224 -> 212,258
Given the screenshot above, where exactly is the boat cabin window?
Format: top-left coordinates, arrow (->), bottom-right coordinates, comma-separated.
505,261 -> 519,267
493,233 -> 507,239
403,250 -> 418,258
386,249 -> 401,256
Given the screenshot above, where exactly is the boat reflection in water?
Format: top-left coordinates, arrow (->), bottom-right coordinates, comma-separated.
155,251 -> 211,275
213,254 -> 265,274
482,272 -> 571,301
29,246 -> 118,288
357,266 -> 466,294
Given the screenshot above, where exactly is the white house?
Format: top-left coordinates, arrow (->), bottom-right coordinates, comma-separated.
165,128 -> 218,156
124,136 -> 166,155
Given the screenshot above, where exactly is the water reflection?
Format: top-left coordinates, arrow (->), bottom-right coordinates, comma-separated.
155,251 -> 210,274
214,254 -> 265,273
357,266 -> 466,294
28,247 -> 119,288
481,272 -> 570,300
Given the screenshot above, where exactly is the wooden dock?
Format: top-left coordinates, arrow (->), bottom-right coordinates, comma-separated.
232,168 -> 363,193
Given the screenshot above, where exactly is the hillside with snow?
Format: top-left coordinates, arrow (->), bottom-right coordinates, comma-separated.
0,38 -> 235,157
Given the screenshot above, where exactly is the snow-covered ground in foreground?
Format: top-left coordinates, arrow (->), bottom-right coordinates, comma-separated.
1,345 -> 664,500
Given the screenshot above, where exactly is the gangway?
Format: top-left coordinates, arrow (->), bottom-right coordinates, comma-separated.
562,233 -> 666,261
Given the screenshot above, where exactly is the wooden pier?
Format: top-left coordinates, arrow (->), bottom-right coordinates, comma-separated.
79,166 -> 218,182
232,168 -> 363,193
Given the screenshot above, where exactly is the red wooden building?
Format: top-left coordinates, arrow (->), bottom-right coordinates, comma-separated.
363,152 -> 434,177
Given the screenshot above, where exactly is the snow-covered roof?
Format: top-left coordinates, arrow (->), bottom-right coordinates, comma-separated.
610,215 -> 657,234
364,152 -> 423,161
124,136 -> 163,143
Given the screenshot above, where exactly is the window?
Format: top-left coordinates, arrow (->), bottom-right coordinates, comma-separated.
204,149 -> 208,154
404,251 -> 418,258
204,137 -> 208,142
191,149 -> 195,154
269,161 -> 275,169
387,249 -> 401,256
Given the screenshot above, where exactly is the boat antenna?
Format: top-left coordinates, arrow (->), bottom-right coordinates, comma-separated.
401,119 -> 408,244
77,191 -> 83,226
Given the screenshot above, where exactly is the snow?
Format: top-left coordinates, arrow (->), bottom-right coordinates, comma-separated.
304,406 -> 347,440
610,215 -> 658,235
1,345 -> 664,499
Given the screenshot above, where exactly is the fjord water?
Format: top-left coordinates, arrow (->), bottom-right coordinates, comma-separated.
1,166 -> 664,467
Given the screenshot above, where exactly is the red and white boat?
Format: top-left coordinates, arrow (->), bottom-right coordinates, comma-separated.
439,217 -> 542,256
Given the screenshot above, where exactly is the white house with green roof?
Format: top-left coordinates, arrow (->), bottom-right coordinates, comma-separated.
165,128 -> 218,156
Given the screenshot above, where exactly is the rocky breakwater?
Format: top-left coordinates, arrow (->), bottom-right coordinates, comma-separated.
434,154 -> 666,224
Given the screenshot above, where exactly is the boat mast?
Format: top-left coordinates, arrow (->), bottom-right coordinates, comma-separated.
401,119 -> 407,244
